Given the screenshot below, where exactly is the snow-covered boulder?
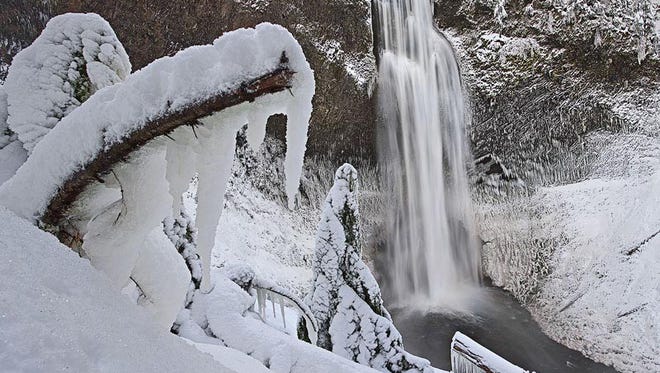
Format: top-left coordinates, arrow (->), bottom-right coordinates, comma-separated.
4,13 -> 131,154
307,164 -> 431,373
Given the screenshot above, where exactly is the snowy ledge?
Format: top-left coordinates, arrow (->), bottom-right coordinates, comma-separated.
0,23 -> 313,228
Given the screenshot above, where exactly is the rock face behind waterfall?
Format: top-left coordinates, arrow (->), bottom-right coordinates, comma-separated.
0,0 -> 377,160
307,164 -> 431,373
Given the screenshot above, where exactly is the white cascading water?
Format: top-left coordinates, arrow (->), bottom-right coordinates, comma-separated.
375,0 -> 481,308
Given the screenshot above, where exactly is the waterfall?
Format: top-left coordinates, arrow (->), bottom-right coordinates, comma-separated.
375,0 -> 481,308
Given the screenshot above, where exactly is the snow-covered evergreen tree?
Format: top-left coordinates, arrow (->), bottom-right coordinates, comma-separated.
4,13 -> 131,153
307,163 -> 431,373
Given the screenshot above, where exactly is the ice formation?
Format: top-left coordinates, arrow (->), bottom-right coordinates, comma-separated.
3,13 -> 131,154
0,22 -> 314,328
307,164 -> 431,373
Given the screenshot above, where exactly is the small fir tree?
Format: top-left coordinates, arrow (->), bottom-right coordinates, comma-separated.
306,163 -> 431,373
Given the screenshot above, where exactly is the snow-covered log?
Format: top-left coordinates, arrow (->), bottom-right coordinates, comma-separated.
451,332 -> 530,373
0,23 -> 314,322
0,22 -> 312,231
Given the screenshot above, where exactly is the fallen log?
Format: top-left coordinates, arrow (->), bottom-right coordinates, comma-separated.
41,58 -> 294,235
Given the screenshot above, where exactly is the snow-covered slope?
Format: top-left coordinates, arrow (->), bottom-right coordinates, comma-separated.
528,127 -> 660,373
0,206 -> 238,372
479,92 -> 660,373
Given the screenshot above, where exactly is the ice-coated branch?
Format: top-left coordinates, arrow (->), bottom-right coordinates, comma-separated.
0,23 -> 314,235
41,64 -> 294,231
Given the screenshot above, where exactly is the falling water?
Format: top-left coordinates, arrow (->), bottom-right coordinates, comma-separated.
375,0 -> 481,307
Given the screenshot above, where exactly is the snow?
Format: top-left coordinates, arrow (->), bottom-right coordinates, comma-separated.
0,22 -> 314,224
0,23 -> 315,313
451,332 -> 528,373
186,341 -> 271,373
82,147 -> 173,289
0,206 -> 237,372
530,168 -> 660,373
131,227 -> 191,329
0,141 -> 27,186
183,273 -> 379,373
4,13 -> 131,154
0,85 -> 28,186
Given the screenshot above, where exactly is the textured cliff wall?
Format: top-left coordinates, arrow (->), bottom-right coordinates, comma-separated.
1,0 -> 377,160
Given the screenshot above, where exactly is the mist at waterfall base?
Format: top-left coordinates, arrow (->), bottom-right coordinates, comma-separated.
375,0 -> 480,310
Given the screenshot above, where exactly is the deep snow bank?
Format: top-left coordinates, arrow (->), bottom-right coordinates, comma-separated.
0,206 -> 236,372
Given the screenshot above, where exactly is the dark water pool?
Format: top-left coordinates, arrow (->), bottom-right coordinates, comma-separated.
387,286 -> 620,373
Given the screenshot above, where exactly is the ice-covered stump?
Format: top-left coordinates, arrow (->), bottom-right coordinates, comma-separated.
4,13 -> 131,154
307,164 -> 431,373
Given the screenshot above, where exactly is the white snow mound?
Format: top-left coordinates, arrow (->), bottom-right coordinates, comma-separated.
0,206 -> 237,372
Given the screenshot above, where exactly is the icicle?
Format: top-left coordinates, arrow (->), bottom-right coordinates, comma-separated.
283,98 -> 312,210
195,112 -> 244,291
247,110 -> 269,151
271,293 -> 277,318
279,295 -> 287,329
165,131 -> 197,216
257,288 -> 266,319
